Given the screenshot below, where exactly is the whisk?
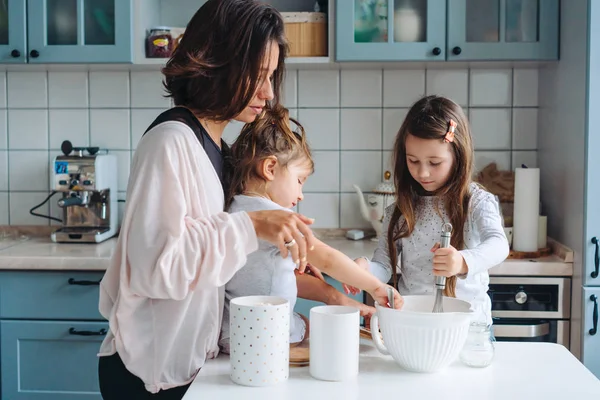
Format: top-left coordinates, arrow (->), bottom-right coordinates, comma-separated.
432,222 -> 453,313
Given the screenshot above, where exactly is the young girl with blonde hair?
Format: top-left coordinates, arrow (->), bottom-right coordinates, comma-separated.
357,95 -> 509,325
219,106 -> 403,350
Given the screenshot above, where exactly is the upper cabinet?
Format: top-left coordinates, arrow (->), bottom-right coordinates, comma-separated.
1,0 -> 133,64
336,0 -> 559,62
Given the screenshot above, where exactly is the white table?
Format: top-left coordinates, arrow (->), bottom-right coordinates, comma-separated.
183,341 -> 600,399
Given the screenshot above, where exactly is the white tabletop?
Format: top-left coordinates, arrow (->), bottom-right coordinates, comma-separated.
183,341 -> 600,400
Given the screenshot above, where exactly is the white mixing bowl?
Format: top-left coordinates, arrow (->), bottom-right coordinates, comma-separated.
370,295 -> 473,373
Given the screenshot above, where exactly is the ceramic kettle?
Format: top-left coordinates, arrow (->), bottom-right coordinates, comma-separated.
353,171 -> 395,240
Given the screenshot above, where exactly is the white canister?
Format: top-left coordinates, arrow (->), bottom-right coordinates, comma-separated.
309,305 -> 360,381
229,296 -> 290,387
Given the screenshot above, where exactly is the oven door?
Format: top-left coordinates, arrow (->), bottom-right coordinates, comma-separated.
492,319 -> 570,346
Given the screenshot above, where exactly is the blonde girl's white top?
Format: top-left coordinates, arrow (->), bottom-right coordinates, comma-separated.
367,183 -> 510,325
97,121 -> 258,394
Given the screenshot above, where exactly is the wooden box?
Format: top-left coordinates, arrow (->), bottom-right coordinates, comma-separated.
282,12 -> 327,57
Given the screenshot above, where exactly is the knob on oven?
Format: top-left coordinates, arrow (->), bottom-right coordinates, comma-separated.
515,291 -> 528,305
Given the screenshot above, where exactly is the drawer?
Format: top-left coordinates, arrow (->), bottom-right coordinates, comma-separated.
1,320 -> 106,399
0,271 -> 105,320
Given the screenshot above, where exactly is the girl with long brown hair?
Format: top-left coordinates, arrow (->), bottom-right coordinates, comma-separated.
357,95 -> 509,325
219,106 -> 403,351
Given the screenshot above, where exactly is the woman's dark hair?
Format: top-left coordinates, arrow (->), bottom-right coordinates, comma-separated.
162,0 -> 288,121
226,106 -> 314,209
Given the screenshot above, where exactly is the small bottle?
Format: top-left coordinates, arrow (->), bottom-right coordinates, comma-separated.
459,322 -> 495,368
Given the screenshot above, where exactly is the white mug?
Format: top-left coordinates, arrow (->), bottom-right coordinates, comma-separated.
309,305 -> 360,381
229,296 -> 290,387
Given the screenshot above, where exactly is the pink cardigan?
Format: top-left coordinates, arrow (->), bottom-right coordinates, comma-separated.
98,121 -> 258,393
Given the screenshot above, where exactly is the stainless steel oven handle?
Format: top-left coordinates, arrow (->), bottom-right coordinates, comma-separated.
493,323 -> 551,338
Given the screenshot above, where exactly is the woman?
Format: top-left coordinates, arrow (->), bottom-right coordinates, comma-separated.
97,1 -> 314,398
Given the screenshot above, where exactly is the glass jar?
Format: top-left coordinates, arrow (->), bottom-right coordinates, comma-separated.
146,27 -> 173,58
459,322 -> 495,368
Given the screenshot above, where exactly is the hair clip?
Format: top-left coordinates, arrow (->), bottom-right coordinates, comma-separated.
444,119 -> 457,143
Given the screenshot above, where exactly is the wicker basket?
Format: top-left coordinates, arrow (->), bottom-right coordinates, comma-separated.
281,12 -> 327,57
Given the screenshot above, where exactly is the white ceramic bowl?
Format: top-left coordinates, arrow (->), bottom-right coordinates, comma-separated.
370,295 -> 472,373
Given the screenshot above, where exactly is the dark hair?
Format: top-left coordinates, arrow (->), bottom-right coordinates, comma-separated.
387,95 -> 474,297
226,106 -> 314,209
162,0 -> 288,121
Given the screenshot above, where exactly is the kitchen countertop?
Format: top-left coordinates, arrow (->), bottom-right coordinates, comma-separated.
182,341 -> 599,399
0,234 -> 574,276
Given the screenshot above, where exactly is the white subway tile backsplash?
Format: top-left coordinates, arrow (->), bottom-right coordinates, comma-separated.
8,110 -> 48,150
341,70 -> 382,107
512,108 -> 538,150
298,193 -> 339,229
513,69 -> 539,107
89,72 -> 130,108
470,109 -> 511,150
512,151 -> 537,169
383,69 -> 425,107
0,151 -> 7,190
90,109 -> 131,149
298,108 -> 339,150
469,69 -> 512,107
340,151 -> 382,193
282,70 -> 297,108
8,151 -> 49,191
131,108 -> 166,149
304,151 -> 339,193
474,151 -> 511,173
298,70 -> 339,107
383,150 -> 394,174
0,109 -> 7,149
7,72 -> 47,108
131,71 -> 171,108
0,72 -> 7,109
426,69 -> 468,107
340,193 -> 371,229
49,109 -> 89,149
340,109 -> 382,150
0,193 -> 8,225
48,72 -> 88,108
9,192 -> 50,225
383,108 -> 407,150
113,150 -> 131,192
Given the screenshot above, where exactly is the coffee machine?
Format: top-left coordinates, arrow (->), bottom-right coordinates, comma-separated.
50,141 -> 118,243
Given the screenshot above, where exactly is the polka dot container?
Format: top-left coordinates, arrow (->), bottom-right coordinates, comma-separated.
229,296 -> 290,387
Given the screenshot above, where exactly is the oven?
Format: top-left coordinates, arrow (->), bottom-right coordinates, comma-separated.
488,276 -> 571,347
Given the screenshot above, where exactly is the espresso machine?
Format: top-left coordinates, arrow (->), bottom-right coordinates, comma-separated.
50,141 -> 118,243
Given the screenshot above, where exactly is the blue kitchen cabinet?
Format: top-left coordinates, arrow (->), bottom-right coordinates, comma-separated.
0,271 -> 106,400
447,0 -> 559,61
582,288 -> 600,378
1,320 -> 107,399
294,275 -> 366,320
3,0 -> 133,64
0,0 -> 27,63
336,0 -> 448,61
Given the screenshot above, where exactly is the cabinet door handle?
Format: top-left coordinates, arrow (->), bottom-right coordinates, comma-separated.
29,49 -> 39,58
432,47 -> 441,56
452,46 -> 462,55
592,237 -> 599,278
590,295 -> 598,336
68,278 -> 101,286
10,49 -> 20,58
68,327 -> 107,336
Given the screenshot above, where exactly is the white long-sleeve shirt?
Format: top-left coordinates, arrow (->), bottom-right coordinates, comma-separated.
98,121 -> 258,393
367,183 -> 509,324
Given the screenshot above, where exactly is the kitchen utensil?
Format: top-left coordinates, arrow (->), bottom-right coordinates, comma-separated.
309,306 -> 360,381
432,223 -> 453,313
370,295 -> 472,372
387,286 -> 395,309
229,296 -> 290,387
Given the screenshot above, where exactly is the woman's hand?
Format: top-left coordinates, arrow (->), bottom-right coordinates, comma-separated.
306,264 -> 325,281
431,243 -> 468,277
368,285 -> 403,310
342,257 -> 370,295
247,210 -> 315,272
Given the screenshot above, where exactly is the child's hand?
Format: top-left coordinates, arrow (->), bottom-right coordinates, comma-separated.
306,264 -> 325,281
431,243 -> 468,277
342,257 -> 370,295
369,285 -> 403,310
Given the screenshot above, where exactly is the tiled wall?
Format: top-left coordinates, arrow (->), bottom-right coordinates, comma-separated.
0,67 -> 539,228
